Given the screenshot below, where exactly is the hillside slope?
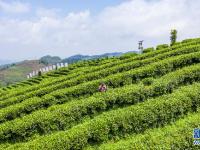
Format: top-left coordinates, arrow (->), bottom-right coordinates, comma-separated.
0,60 -> 46,86
0,38 -> 200,150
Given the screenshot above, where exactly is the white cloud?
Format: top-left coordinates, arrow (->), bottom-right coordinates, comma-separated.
0,0 -> 200,60
36,8 -> 61,18
0,0 -> 30,13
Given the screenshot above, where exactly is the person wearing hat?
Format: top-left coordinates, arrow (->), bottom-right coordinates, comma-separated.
98,83 -> 107,92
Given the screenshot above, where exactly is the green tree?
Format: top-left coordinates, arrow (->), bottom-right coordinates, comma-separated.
170,29 -> 177,46
39,55 -> 61,65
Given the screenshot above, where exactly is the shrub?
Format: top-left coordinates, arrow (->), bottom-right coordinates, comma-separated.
99,111 -> 200,150
0,63 -> 200,143
156,44 -> 169,50
182,38 -> 193,44
142,77 -> 154,86
143,47 -> 154,53
6,83 -> 200,150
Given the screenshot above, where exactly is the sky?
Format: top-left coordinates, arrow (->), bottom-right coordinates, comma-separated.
0,0 -> 200,61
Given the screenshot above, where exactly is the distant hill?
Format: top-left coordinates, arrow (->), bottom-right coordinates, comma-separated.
62,51 -> 138,64
61,52 -> 137,64
38,52 -> 138,65
0,60 -> 46,86
38,52 -> 127,65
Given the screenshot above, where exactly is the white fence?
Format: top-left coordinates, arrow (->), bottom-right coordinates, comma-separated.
27,63 -> 68,79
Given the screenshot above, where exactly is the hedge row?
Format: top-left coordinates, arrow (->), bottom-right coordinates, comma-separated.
97,111 -> 200,150
156,44 -> 169,50
1,51 -> 200,123
1,37 -> 199,100
0,63 -> 200,143
1,44 -> 200,109
0,65 -> 90,100
5,82 -> 200,150
0,65 -> 93,100
0,50 -> 198,108
142,47 -> 154,53
138,38 -> 200,59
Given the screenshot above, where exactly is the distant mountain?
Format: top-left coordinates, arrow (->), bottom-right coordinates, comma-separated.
38,52 -> 127,65
0,60 -> 46,86
62,52 -> 137,64
62,55 -> 90,64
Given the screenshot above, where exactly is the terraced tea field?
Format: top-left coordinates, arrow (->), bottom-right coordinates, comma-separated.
0,38 -> 200,150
